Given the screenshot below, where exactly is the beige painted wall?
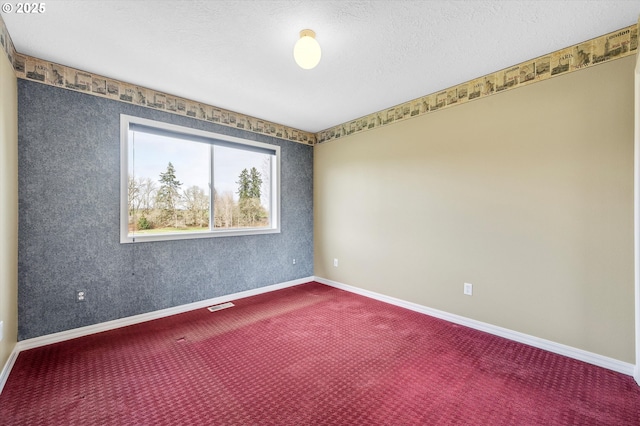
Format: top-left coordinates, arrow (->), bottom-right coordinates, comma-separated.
315,56 -> 636,363
0,49 -> 18,370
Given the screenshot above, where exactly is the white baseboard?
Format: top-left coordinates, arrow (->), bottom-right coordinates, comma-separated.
1,277 -> 310,395
1,277 -> 313,395
3,274 -> 634,396
314,276 -> 636,377
14,276 -> 313,353
0,347 -> 19,395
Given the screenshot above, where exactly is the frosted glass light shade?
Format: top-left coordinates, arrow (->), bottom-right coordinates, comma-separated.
294,29 -> 321,70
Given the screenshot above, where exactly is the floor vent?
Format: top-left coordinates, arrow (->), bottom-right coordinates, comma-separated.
207,302 -> 235,312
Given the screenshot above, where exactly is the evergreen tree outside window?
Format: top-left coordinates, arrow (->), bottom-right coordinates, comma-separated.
120,115 -> 280,243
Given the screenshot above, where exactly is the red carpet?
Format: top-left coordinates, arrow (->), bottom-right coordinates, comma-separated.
1,282 -> 639,425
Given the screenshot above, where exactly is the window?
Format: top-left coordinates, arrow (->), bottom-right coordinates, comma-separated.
120,115 -> 280,243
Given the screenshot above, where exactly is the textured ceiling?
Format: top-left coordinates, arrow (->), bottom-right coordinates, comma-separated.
3,1 -> 639,133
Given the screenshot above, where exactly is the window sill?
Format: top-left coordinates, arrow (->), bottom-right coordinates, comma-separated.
121,227 -> 280,244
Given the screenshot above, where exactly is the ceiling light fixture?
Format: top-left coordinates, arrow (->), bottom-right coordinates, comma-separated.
293,29 -> 321,70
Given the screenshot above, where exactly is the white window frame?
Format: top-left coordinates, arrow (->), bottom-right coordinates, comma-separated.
120,114 -> 280,243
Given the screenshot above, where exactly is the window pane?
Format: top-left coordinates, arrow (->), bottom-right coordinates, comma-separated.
128,130 -> 210,236
121,114 -> 280,243
213,145 -> 272,229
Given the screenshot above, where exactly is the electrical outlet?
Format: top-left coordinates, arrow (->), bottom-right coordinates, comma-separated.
333,258 -> 339,267
464,283 -> 473,296
292,258 -> 296,265
76,290 -> 86,302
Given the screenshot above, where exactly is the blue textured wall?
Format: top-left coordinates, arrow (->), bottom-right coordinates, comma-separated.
18,80 -> 313,340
